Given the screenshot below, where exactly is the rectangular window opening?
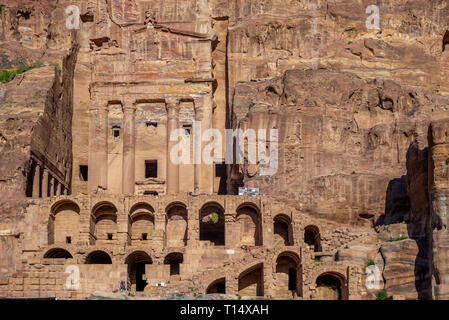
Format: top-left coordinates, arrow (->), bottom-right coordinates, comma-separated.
183,124 -> 191,136
107,233 -> 113,240
146,120 -> 157,128
66,236 -> 71,244
215,162 -> 227,178
215,162 -> 228,195
113,128 -> 120,138
142,233 -> 148,241
145,160 -> 158,178
79,165 -> 88,181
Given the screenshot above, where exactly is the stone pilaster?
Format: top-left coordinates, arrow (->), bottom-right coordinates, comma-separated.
187,200 -> 199,246
41,169 -> 49,197
154,210 -> 167,250
263,261 -> 272,298
117,210 -> 130,245
78,208 -> 92,246
122,99 -> 136,195
194,95 -> 214,194
88,100 -> 108,193
261,199 -> 270,247
227,276 -> 239,295
32,162 -> 41,198
57,182 -> 63,196
193,103 -> 202,194
166,98 -> 180,195
49,175 -> 55,196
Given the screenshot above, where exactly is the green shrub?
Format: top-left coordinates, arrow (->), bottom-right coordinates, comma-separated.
387,235 -> 407,242
210,212 -> 219,224
314,257 -> 320,263
49,62 -> 62,74
367,260 -> 375,267
34,60 -> 44,68
376,289 -> 388,300
334,289 -> 340,300
0,70 -> 14,83
0,60 -> 46,83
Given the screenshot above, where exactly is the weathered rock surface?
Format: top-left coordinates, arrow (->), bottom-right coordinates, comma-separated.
380,239 -> 430,299
0,0 -> 449,300
336,245 -> 378,266
0,65 -> 72,227
231,68 -> 449,225
428,119 -> 449,299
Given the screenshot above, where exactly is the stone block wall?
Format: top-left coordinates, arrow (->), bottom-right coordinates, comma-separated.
0,258 -> 125,299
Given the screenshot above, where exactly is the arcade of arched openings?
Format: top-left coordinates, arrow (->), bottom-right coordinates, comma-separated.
20,195 -> 363,299
314,272 -> 348,300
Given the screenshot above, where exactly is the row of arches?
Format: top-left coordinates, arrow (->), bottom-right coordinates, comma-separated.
205,270 -> 346,300
44,248 -> 185,292
48,200 -> 323,249
204,252 -> 301,298
43,248 -> 345,299
203,252 -> 346,300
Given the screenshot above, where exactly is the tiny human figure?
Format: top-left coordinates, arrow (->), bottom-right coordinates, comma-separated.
119,280 -> 126,292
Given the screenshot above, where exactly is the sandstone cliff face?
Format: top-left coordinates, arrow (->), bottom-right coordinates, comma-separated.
0,0 -> 449,300
0,1 -> 76,282
219,0 -> 449,117
379,239 -> 426,299
0,67 -> 65,224
231,68 -> 449,225
0,65 -> 74,280
1,1 -> 447,224
428,120 -> 449,299
0,0 -> 73,67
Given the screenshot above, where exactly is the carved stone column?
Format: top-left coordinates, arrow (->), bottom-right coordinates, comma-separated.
227,276 -> 239,295
48,174 -> 54,197
88,100 -> 108,193
194,95 -> 214,194
166,98 -> 180,195
225,213 -> 236,248
154,211 -> 167,250
57,182 -> 63,196
41,169 -> 49,197
32,162 -> 41,198
117,205 -> 129,245
187,200 -> 199,246
224,198 -> 236,247
122,99 -> 136,195
78,208 -> 91,246
193,104 -> 202,194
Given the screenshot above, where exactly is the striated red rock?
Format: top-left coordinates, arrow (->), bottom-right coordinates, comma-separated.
1,0 -> 449,300
231,68 -> 449,225
428,119 -> 449,299
380,239 -> 430,299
